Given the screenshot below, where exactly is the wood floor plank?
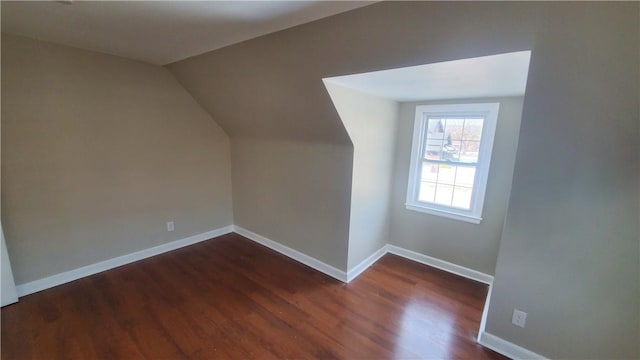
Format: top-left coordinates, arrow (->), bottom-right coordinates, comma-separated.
1,233 -> 506,359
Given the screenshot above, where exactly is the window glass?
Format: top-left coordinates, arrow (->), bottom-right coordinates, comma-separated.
406,103 -> 499,223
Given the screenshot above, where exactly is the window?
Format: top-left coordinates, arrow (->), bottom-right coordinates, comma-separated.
406,103 -> 499,224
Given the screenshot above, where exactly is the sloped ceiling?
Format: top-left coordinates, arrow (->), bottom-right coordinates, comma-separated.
0,1 -> 375,65
167,2 -> 537,143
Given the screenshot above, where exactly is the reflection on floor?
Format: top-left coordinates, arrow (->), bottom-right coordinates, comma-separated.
1,233 -> 506,359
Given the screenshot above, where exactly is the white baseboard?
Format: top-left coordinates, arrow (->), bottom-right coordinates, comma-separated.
474,280 -> 545,360
15,224 -> 493,303
477,283 -> 493,342
386,244 -> 493,285
346,245 -> 388,282
478,332 -> 548,360
233,225 -> 348,283
13,222 -> 542,359
232,226 -> 494,288
16,225 -> 234,297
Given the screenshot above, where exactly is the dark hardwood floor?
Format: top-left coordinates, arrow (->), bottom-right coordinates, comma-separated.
1,233 -> 506,359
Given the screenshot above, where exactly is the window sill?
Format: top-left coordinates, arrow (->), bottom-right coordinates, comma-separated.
405,203 -> 482,224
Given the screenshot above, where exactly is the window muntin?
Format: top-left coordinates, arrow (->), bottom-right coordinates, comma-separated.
406,103 -> 499,224
419,116 -> 485,210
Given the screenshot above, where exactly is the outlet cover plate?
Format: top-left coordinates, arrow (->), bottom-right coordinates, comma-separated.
512,309 -> 527,328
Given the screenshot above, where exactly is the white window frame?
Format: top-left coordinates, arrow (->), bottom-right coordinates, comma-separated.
405,103 -> 500,224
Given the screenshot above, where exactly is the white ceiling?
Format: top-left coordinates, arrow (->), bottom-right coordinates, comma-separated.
323,51 -> 532,102
0,1 -> 374,65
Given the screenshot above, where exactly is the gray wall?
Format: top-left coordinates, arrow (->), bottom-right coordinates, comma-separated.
169,2 -> 639,357
167,0 -> 541,277
390,97 -> 524,275
324,82 -> 398,270
230,137 -> 352,270
4,5 -> 638,357
485,4 -> 639,358
1,34 -> 233,284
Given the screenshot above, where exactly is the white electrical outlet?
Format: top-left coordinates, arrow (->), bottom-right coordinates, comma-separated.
512,309 -> 527,328
166,221 -> 174,232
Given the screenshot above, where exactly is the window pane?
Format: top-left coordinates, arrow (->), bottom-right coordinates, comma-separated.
452,186 -> 473,209
427,118 -> 443,133
459,140 -> 481,163
450,140 -> 462,151
418,181 -> 436,203
425,118 -> 446,160
442,142 -> 458,162
462,118 -> 484,141
421,161 -> 439,182
444,118 -> 464,141
424,138 -> 443,160
437,164 -> 456,185
407,104 -> 499,221
434,184 -> 454,206
455,166 -> 476,187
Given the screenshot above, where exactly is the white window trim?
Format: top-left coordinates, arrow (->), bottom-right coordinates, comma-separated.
405,102 -> 500,224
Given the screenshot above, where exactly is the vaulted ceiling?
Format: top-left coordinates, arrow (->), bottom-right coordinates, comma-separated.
1,1 -> 536,144
166,2 -> 537,143
0,1 -> 374,65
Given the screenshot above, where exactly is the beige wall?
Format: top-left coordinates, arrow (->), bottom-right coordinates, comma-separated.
169,2 -> 639,357
323,82 -> 398,270
4,3 -> 638,357
390,97 -> 523,275
1,34 -> 233,285
230,137 -> 352,270
485,4 -> 639,358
